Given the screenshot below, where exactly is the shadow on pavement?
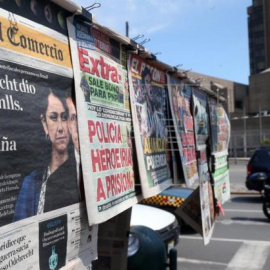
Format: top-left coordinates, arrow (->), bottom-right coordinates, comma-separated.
231,195 -> 263,204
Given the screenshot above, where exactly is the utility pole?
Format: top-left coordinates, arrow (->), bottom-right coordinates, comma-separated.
126,21 -> 129,37
243,105 -> 247,157
259,105 -> 262,143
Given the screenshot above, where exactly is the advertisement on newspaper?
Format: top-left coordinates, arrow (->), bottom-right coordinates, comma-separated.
167,75 -> 199,187
0,204 -> 97,270
208,98 -> 230,204
192,89 -> 209,150
128,54 -> 172,197
67,18 -> 139,224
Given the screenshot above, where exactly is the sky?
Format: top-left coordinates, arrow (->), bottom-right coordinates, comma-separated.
73,0 -> 252,85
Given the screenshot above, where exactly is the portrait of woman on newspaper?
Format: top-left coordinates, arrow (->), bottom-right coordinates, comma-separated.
13,88 -> 80,222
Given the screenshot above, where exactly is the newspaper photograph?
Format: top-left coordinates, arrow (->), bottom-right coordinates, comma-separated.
0,204 -> 97,270
128,54 -> 172,198
167,75 -> 199,187
67,18 -> 139,225
192,89 -> 209,150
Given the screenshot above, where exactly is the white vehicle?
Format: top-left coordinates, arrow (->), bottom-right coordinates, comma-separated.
130,204 -> 180,252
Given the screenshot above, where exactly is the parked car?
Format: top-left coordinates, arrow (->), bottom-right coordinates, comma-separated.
246,148 -> 270,192
130,204 -> 180,252
140,186 -> 193,230
128,204 -> 179,270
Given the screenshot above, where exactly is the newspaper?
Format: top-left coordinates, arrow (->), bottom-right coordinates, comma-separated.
175,187 -> 202,235
208,98 -> 231,204
0,204 -> 97,270
167,75 -> 199,187
175,151 -> 215,245
192,89 -> 215,244
67,18 -> 139,225
0,8 -> 98,269
128,54 -> 172,197
198,149 -> 215,245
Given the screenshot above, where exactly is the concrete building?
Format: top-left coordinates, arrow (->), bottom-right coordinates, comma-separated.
248,0 -> 270,75
248,0 -> 270,114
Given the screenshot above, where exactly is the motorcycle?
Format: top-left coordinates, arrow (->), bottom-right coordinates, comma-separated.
263,182 -> 270,219
246,172 -> 270,219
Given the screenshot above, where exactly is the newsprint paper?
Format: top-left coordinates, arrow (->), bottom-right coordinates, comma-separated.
0,8 -> 97,269
67,17 -> 139,225
128,54 -> 172,198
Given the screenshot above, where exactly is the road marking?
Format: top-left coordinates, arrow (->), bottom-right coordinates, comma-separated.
177,257 -> 227,266
224,209 -> 263,213
216,219 -> 269,226
226,242 -> 270,270
180,235 -> 270,245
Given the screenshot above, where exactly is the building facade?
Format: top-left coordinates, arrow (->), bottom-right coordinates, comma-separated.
248,0 -> 270,75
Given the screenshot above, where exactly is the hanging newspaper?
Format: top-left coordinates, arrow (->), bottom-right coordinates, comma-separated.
198,149 -> 215,245
67,18 -> 139,224
175,187 -> 202,235
209,98 -> 231,204
167,75 -> 199,187
192,89 -> 215,244
0,6 -> 97,268
128,54 -> 172,198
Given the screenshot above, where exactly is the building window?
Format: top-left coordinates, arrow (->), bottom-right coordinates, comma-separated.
235,101 -> 243,109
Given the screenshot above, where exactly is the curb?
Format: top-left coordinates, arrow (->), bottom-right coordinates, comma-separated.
230,190 -> 260,195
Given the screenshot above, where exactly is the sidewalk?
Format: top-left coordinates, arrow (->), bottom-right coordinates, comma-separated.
230,183 -> 259,195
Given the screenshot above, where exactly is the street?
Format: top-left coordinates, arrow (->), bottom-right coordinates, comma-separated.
176,160 -> 270,270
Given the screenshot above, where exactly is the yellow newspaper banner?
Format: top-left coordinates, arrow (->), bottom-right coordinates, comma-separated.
0,15 -> 72,68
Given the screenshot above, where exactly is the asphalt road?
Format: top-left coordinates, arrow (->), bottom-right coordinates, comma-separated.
176,159 -> 270,270
229,159 -> 252,194
177,194 -> 270,270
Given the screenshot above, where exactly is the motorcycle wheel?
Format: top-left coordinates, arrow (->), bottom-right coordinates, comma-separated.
262,200 -> 270,219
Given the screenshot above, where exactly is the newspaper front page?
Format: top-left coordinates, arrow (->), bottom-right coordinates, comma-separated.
192,89 -> 215,245
128,54 -> 172,198
67,18 -> 139,225
167,75 -> 199,187
0,8 -> 98,269
209,98 -> 231,204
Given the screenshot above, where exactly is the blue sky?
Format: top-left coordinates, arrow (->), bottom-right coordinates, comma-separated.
73,0 -> 252,85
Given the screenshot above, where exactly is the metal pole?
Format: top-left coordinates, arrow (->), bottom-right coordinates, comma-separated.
243,106 -> 247,157
259,105 -> 262,143
126,21 -> 129,37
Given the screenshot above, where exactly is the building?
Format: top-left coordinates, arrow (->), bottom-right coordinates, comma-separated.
248,0 -> 270,75
248,0 -> 270,113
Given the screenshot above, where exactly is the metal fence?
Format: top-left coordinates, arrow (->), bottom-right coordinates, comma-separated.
230,129 -> 270,157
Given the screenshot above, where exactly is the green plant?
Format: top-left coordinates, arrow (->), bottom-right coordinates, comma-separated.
261,139 -> 270,146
